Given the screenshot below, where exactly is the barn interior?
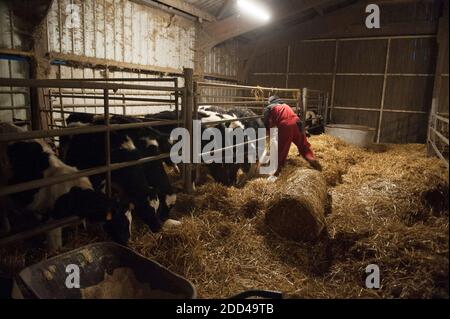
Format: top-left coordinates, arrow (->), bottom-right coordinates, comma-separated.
0,0 -> 448,299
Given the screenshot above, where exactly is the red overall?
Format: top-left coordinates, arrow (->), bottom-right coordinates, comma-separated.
266,103 -> 315,167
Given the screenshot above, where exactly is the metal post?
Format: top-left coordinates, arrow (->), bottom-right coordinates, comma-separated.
302,88 -> 308,117
174,78 -> 179,123
49,93 -> 54,129
376,38 -> 392,143
330,40 -> 339,123
193,81 -> 199,121
122,93 -> 126,115
104,89 -> 112,198
193,81 -> 201,185
183,68 -> 194,194
317,92 -> 322,117
286,45 -> 291,89
296,89 -> 302,117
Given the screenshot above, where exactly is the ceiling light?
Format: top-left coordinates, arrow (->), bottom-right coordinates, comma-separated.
237,0 -> 271,22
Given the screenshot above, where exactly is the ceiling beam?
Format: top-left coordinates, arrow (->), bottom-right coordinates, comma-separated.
156,0 -> 217,21
198,0 -> 339,50
132,0 -> 216,22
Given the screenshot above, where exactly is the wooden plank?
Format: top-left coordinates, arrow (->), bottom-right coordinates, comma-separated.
429,139 -> 449,169
47,51 -> 183,75
384,76 -> 435,112
158,0 -> 216,21
203,72 -> 238,82
380,112 -> 429,143
0,48 -> 34,58
431,126 -> 450,145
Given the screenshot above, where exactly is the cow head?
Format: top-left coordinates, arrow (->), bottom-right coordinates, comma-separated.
207,163 -> 240,186
157,192 -> 177,222
132,187 -> 163,233
103,201 -> 133,246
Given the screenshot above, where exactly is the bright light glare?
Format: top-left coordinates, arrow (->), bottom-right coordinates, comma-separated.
237,0 -> 271,22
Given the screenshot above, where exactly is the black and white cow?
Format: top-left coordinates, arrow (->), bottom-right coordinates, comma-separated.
0,122 -> 132,245
62,113 -> 179,232
145,107 -> 263,187
304,111 -> 325,136
109,114 -> 178,177
197,106 -> 264,186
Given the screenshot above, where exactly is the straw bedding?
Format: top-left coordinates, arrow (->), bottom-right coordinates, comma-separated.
1,135 -> 448,299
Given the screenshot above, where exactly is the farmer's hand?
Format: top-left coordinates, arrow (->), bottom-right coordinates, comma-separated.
308,159 -> 323,171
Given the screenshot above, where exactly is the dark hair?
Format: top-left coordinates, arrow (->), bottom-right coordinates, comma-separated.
268,95 -> 281,104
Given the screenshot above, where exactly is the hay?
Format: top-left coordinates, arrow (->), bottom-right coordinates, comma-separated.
1,135 -> 448,299
286,135 -> 366,186
265,168 -> 328,242
130,137 -> 447,298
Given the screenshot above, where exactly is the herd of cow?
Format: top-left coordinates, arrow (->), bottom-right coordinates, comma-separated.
0,106 -> 272,246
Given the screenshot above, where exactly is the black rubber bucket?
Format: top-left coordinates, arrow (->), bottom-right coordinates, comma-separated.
13,242 -> 196,299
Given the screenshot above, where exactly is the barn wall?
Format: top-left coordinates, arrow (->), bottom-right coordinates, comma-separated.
1,0 -> 242,126
200,39 -> 241,104
432,2 -> 449,117
0,1 -> 31,124
42,0 -> 198,123
0,1 -> 32,51
46,0 -> 196,72
428,1 -> 449,166
44,0 -> 241,119
203,39 -> 239,80
247,1 -> 442,144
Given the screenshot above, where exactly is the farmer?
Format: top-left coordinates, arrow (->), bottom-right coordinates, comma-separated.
263,95 -> 322,174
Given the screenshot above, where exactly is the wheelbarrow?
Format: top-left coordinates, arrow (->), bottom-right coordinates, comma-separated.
12,242 -> 282,299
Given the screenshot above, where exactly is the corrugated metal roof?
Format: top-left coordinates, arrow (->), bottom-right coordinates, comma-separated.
185,0 -> 226,16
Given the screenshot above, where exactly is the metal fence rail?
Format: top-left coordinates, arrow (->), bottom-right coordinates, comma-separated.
42,77 -> 181,130
428,111 -> 449,169
0,70 -> 189,247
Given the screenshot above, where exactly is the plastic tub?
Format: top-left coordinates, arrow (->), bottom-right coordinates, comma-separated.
325,124 -> 376,148
12,242 -> 196,299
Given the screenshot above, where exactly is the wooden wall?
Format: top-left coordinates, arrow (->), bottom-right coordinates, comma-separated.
247,1 -> 443,144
